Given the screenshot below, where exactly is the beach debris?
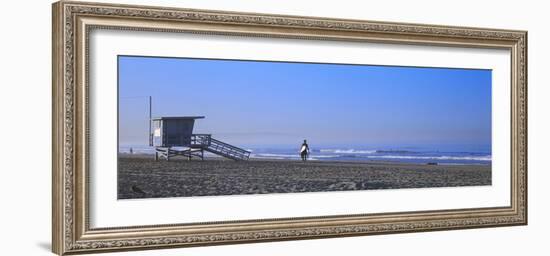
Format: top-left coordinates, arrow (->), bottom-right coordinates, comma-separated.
131,185 -> 147,196
427,162 -> 438,165
328,181 -> 357,190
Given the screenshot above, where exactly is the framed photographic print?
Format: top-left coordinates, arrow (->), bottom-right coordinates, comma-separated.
52,1 -> 527,255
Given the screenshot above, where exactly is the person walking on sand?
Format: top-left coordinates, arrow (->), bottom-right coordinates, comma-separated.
300,139 -> 310,162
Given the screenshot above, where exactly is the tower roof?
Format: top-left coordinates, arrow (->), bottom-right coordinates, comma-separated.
152,116 -> 205,121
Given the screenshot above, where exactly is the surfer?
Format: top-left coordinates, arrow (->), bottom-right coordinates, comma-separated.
300,139 -> 310,161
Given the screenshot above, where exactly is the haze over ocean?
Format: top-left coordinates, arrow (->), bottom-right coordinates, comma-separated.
118,56 -> 491,164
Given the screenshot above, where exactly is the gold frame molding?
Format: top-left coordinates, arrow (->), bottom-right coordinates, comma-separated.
52,1 -> 527,255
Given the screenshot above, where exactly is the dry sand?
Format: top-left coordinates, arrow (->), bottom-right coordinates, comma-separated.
118,154 -> 491,199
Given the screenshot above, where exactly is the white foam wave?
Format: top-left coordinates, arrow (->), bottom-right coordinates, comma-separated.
365,155 -> 492,161
251,153 -> 300,159
250,153 -> 333,161
247,152 -> 492,162
119,146 -> 155,154
320,149 -> 376,154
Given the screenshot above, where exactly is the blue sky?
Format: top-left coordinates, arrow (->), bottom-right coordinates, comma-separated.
118,56 -> 491,151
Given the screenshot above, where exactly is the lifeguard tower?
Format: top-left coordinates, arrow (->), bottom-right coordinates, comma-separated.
150,116 -> 250,161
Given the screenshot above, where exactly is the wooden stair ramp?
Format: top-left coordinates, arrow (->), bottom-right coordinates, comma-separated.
191,134 -> 251,161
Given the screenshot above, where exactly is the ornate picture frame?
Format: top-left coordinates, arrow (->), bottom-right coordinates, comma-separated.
52,1 -> 527,255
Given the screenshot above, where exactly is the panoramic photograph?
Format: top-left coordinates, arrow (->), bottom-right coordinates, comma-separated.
117,55 -> 492,199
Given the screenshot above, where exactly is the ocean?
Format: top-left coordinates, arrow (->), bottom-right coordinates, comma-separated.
119,144 -> 491,165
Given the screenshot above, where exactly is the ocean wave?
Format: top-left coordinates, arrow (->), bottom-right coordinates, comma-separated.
119,146 -> 155,154
119,145 -> 491,163
319,149 -> 377,154
251,153 -> 491,162
365,155 -> 492,161
251,153 -> 335,159
375,150 -> 416,154
251,153 -> 300,159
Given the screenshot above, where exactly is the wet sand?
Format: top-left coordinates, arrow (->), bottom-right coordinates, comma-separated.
118,154 -> 491,199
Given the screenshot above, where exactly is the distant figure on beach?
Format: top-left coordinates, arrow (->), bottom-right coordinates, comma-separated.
129,147 -> 133,154
300,139 -> 310,161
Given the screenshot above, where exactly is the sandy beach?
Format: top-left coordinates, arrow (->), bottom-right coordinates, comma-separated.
118,154 -> 491,199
